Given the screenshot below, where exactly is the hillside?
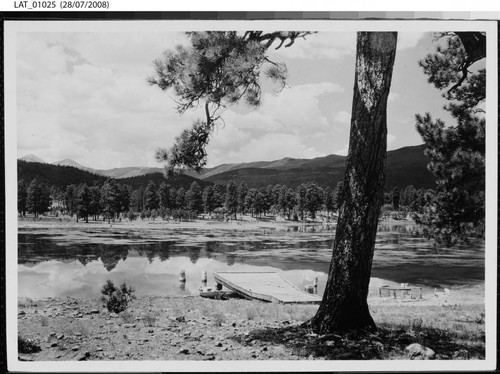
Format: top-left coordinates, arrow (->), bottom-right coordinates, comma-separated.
99,167 -> 163,179
186,153 -> 347,180
119,172 -> 213,190
204,145 -> 435,191
18,144 -> 435,191
18,160 -> 108,188
17,161 -> 211,190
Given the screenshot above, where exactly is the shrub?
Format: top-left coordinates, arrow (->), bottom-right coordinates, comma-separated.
127,210 -> 136,221
18,337 -> 41,354
211,207 -> 228,222
100,280 -> 136,313
150,209 -> 158,220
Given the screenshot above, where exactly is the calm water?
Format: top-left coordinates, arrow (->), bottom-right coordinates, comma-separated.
18,223 -> 485,299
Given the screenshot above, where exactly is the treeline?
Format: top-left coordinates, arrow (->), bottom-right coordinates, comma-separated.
118,180 -> 341,222
383,185 -> 433,215
17,177 -> 341,222
18,176 -> 432,223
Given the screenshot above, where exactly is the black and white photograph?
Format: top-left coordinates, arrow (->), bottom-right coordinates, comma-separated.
4,17 -> 497,371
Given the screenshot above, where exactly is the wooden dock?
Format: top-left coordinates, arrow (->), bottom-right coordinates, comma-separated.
213,271 -> 322,304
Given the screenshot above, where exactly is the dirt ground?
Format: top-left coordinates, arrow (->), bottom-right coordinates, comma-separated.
16,283 -> 485,362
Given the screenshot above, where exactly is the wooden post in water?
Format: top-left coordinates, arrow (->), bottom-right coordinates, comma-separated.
201,270 -> 207,287
305,277 -> 319,294
179,269 -> 186,283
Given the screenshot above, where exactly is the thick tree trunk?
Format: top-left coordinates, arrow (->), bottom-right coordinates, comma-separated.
308,32 -> 397,333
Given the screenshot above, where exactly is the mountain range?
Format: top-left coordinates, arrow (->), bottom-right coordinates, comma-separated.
18,144 -> 435,191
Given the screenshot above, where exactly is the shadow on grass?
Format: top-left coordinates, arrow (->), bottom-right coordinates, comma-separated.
230,323 -> 485,360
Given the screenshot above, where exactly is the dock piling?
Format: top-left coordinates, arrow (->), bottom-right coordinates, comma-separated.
179,269 -> 186,283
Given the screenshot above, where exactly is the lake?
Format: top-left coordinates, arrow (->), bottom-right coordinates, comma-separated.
17,222 -> 485,299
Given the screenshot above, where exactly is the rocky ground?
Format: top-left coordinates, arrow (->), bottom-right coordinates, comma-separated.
17,285 -> 486,362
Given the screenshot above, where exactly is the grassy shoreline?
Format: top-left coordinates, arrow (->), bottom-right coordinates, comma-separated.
17,214 -> 414,232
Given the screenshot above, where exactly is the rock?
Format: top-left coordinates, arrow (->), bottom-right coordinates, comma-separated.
96,347 -> 103,352
88,309 -> 100,315
74,332 -> 82,337
261,346 -> 268,352
123,323 -> 136,328
77,352 -> 90,361
452,349 -> 469,359
405,343 -> 435,360
56,334 -> 64,340
337,351 -> 356,359
50,342 -> 58,348
179,347 -> 190,354
72,346 -> 80,351
175,316 -> 185,322
18,311 -> 26,316
215,342 -> 223,347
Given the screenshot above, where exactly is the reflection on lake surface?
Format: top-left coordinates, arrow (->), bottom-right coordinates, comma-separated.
18,223 -> 485,299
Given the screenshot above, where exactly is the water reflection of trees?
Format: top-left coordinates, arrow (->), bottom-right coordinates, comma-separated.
100,245 -> 129,271
188,247 -> 202,264
18,227 -> 484,276
226,253 -> 236,266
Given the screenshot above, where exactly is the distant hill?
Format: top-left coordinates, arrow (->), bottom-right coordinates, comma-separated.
20,154 -> 45,163
18,160 -> 107,188
20,154 -> 165,179
186,153 -> 347,180
18,144 -> 435,191
97,166 -> 164,179
18,160 -> 212,191
52,159 -> 97,174
203,145 -> 435,191
119,172 -> 213,190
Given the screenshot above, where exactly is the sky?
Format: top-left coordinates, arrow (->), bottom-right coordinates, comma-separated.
15,25 -> 458,170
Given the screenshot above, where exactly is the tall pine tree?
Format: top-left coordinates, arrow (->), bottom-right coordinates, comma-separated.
149,30 -> 398,333
415,32 -> 486,246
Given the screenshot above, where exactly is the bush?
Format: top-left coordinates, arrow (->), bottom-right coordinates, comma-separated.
150,209 -> 158,220
211,207 -> 228,221
100,280 -> 136,313
18,337 -> 41,354
172,209 -> 191,222
127,210 -> 136,221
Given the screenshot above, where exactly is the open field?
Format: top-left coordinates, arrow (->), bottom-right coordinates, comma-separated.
17,283 -> 485,361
